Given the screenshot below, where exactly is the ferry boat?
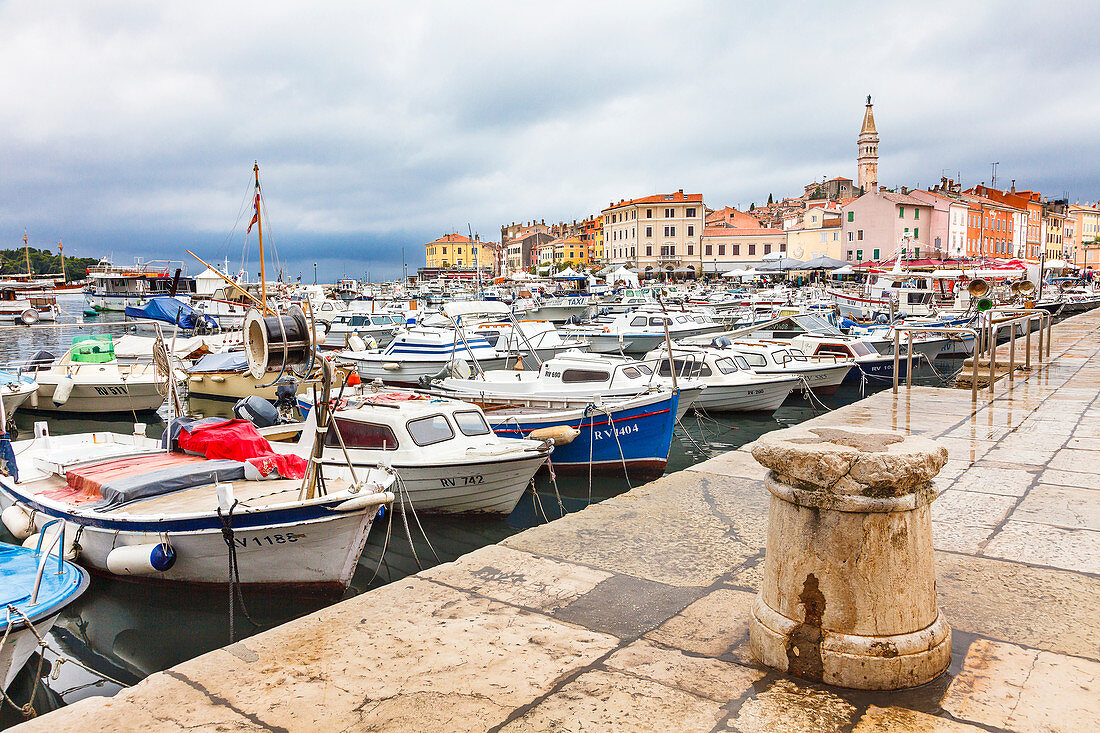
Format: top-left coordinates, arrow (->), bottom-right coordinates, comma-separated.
84,258 -> 197,312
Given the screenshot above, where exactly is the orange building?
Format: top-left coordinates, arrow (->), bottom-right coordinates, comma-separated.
962,192 -> 1016,258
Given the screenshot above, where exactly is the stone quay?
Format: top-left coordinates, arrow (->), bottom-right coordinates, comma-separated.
13,306 -> 1100,732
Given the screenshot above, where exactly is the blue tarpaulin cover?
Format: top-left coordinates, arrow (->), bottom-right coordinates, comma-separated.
125,296 -> 216,330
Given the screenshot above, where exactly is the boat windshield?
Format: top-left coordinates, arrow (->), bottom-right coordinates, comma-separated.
715,357 -> 739,374
739,352 -> 767,368
453,410 -> 491,436
329,419 -> 399,450
407,414 -> 456,446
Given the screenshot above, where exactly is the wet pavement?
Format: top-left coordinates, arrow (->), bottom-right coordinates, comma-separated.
11,307 -> 1100,732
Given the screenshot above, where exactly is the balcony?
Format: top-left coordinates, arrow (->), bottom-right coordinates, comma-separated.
657,254 -> 680,264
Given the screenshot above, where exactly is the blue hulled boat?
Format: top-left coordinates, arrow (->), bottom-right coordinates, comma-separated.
485,389 -> 679,480
1,530 -> 90,690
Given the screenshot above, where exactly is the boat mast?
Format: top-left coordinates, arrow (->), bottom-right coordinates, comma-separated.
58,237 -> 66,283
23,230 -> 31,278
254,162 -> 267,311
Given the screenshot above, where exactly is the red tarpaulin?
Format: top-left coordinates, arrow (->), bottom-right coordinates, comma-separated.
179,419 -> 306,479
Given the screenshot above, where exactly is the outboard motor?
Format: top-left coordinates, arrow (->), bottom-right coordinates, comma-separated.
27,350 -> 55,368
233,395 -> 279,428
273,383 -> 299,420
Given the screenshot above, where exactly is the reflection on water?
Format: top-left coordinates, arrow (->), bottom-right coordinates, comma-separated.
0,295 -> 960,724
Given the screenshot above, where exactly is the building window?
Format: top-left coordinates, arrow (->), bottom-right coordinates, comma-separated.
665,208 -> 674,218
687,244 -> 693,255
847,251 -> 853,261
858,230 -> 864,241
646,246 -> 652,256
848,232 -> 853,242
442,247 -> 447,254
847,211 -> 854,222
873,248 -> 880,259
914,209 -> 920,220
718,244 -> 726,255
748,244 -> 756,255
686,207 -> 696,217
914,228 -> 919,239
732,245 -> 740,255
646,226 -> 653,237
705,244 -> 713,256
764,244 -> 772,254
856,249 -> 864,260
646,209 -> 652,218
898,208 -> 904,218
780,242 -> 787,252
664,226 -> 676,236
687,225 -> 694,237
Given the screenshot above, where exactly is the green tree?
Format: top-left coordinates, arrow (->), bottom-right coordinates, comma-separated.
767,193 -> 774,205
749,203 -> 755,211
0,246 -> 99,281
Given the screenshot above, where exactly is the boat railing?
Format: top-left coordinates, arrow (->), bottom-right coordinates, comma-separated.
30,518 -> 67,604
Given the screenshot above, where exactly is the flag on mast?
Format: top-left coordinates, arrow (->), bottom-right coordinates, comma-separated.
247,183 -> 260,233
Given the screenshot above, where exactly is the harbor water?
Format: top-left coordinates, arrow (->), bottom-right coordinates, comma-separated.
0,294 -> 961,725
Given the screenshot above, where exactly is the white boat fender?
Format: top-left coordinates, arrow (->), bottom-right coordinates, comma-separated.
527,426 -> 581,445
22,522 -> 79,560
106,542 -> 176,575
382,362 -> 401,371
52,375 -> 75,406
347,333 -> 367,352
334,490 -> 395,512
21,308 -> 39,325
1,503 -> 36,540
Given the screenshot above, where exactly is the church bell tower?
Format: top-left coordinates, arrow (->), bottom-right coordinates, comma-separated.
857,95 -> 879,194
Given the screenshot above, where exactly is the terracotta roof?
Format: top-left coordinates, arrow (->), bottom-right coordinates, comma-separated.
603,191 -> 703,211
428,233 -> 477,244
829,176 -> 853,183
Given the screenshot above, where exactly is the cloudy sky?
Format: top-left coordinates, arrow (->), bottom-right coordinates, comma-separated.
1,1 -> 1097,281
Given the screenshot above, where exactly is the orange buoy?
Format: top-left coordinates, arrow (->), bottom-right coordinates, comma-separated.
347,371 -> 362,386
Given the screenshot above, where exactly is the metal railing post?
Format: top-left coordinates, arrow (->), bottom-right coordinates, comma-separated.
987,321 -> 996,395
892,330 -> 901,394
1008,321 -> 1016,385
906,332 -> 914,389
1025,316 -> 1032,371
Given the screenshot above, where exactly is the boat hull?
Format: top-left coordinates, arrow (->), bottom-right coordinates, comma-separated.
0,492 -> 382,593
29,378 -> 165,413
318,453 -> 548,514
486,391 -> 678,480
688,379 -> 797,413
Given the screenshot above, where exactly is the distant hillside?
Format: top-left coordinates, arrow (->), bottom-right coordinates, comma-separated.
0,247 -> 99,281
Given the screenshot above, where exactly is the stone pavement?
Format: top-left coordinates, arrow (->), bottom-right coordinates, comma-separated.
14,308 -> 1100,732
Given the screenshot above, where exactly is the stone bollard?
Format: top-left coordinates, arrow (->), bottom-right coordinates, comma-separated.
748,425 -> 951,690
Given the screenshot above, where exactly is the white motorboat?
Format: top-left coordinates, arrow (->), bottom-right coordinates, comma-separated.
322,311 -> 405,349
528,294 -> 596,323
708,338 -> 854,394
25,336 -> 166,413
337,327 -> 515,387
433,351 -> 705,421
562,307 -> 726,354
467,319 -> 590,362
281,390 -> 551,514
0,422 -> 395,594
644,344 -> 800,412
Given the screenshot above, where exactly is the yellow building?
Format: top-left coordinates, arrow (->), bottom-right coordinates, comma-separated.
555,236 -> 588,267
423,233 -> 497,273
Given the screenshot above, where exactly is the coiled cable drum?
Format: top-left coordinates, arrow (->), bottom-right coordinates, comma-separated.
244,304 -> 314,379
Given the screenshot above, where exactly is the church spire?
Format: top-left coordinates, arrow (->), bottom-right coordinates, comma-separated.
857,95 -> 879,193
861,95 -> 877,135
